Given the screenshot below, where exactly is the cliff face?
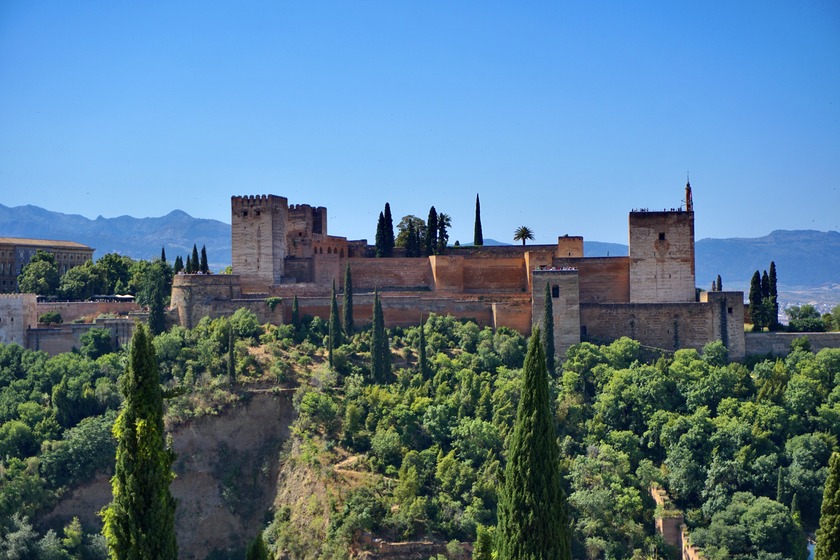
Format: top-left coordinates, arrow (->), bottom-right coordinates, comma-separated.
42,391 -> 295,559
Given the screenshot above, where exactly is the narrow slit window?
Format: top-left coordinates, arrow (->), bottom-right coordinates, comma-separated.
552,285 -> 560,298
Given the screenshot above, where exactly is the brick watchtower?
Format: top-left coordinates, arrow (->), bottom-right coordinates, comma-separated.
231,195 -> 288,291
628,182 -> 696,303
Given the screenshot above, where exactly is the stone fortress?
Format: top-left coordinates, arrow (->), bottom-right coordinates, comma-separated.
172,182 -> 750,360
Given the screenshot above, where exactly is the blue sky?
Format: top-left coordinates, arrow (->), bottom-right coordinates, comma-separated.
1,1 -> 838,245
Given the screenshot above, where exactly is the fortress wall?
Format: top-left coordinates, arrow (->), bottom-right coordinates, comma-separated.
581,302 -> 713,352
0,293 -> 37,346
35,301 -> 140,324
171,275 -> 253,329
348,258 -> 433,291
312,253 -> 341,287
430,256 -> 464,292
449,244 -> 555,259
283,259 -> 313,283
745,332 -> 840,356
462,257 -> 527,292
290,293 -> 527,332
553,257 -> 630,303
702,291 -> 746,360
28,318 -> 138,356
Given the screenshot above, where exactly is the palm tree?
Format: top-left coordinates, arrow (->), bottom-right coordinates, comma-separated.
514,226 -> 534,246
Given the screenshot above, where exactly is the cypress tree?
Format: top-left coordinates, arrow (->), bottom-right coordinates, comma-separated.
769,261 -> 779,329
200,245 -> 209,274
384,203 -> 395,257
474,194 -> 484,246
329,281 -> 342,367
406,223 -> 419,258
228,325 -> 236,385
147,282 -> 166,336
342,263 -> 354,336
102,323 -> 177,560
375,212 -> 386,257
370,291 -> 391,383
716,275 -> 722,292
173,256 -> 183,275
542,282 -> 556,376
160,247 -> 166,262
496,328 -> 570,560
749,270 -> 763,331
761,270 -> 770,299
418,316 -> 428,379
246,533 -> 270,560
191,245 -> 200,273
291,295 -> 300,331
185,253 -> 193,274
425,207 -> 438,256
815,451 -> 840,560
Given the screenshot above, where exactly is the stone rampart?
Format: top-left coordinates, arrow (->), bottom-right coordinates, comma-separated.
554,257 -> 630,303
581,302 -> 713,353
28,317 -> 140,356
348,258 -> 433,291
745,332 -> 840,356
35,301 -> 140,324
462,257 -> 526,293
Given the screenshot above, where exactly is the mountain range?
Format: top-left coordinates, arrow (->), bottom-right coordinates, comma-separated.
1,203 -> 838,295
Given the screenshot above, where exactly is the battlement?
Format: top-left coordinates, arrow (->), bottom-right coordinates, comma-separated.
231,194 -> 288,207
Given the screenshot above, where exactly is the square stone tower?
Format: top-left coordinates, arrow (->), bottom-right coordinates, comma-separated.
531,269 -> 581,360
629,209 -> 695,303
231,195 -> 288,290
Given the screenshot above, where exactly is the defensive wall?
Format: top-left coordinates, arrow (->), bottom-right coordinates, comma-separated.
553,256 -> 630,303
35,301 -> 140,324
629,210 -> 695,303
745,332 -> 840,356
171,274 -> 282,329
27,317 -> 140,356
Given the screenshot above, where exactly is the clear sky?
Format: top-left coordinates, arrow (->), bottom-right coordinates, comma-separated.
1,1 -> 838,245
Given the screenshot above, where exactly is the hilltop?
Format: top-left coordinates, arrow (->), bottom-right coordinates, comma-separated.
1,203 -> 838,295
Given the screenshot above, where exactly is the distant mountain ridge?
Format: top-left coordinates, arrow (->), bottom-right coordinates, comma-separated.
1,204 -> 837,290
0,203 -> 231,271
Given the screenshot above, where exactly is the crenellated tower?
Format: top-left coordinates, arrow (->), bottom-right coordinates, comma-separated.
231,195 -> 288,290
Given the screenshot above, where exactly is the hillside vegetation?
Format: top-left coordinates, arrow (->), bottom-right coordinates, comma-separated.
1,310 -> 838,559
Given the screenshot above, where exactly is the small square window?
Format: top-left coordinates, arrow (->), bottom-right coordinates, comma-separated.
658,232 -> 666,241
552,285 -> 560,298
728,307 -> 733,314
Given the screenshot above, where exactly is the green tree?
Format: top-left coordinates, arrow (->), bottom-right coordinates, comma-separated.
370,291 -> 391,383
246,533 -> 269,560
172,255 -> 183,275
418,317 -> 428,379
200,245 -> 209,273
474,193 -> 484,246
716,275 -> 722,291
749,270 -> 772,331
59,261 -> 106,300
228,325 -> 236,385
437,212 -> 451,254
328,281 -> 342,367
542,282 -> 556,376
375,211 -> 387,258
815,452 -> 840,560
496,328 -> 570,559
191,245 -> 199,274
787,304 -> 825,333
769,261 -> 780,329
342,263 -> 354,336
17,250 -> 60,295
160,247 -> 166,262
185,252 -> 193,274
425,207 -> 438,256
102,323 -> 177,559
80,327 -> 112,360
513,226 -> 534,246
384,202 -> 395,257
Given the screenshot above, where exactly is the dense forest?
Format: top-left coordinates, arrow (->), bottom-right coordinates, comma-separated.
0,306 -> 838,558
